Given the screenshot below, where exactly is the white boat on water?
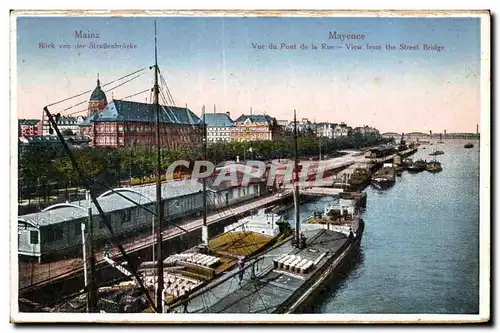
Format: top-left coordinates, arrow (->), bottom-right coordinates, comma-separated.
302,197 -> 361,237
224,208 -> 284,236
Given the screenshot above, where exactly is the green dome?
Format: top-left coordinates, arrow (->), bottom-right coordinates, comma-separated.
90,78 -> 107,102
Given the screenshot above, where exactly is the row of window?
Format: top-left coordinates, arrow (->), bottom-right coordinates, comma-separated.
38,210 -> 135,244
30,188 -> 253,245
208,132 -> 230,137
94,136 -> 118,145
207,127 -> 231,132
94,135 -> 200,147
207,138 -> 231,142
95,124 -> 201,135
232,127 -> 270,132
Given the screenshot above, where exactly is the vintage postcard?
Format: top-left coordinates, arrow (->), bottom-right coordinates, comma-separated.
10,10 -> 490,323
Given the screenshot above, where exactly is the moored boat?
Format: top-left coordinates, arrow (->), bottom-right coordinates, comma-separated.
426,160 -> 443,173
347,168 -> 371,191
393,154 -> 411,176
429,150 -> 444,156
371,163 -> 396,188
407,159 -> 427,173
224,208 -> 288,237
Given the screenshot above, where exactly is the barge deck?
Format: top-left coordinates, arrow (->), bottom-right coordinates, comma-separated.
168,218 -> 364,314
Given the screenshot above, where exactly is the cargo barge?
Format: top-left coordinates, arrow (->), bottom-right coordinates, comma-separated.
167,192 -> 365,314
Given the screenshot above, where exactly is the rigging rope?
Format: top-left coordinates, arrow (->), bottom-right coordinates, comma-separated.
60,89 -> 151,117
46,67 -> 147,108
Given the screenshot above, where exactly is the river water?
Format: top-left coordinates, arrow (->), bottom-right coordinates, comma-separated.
293,141 -> 480,314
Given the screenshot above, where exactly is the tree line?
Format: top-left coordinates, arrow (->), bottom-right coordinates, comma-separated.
18,132 -> 391,196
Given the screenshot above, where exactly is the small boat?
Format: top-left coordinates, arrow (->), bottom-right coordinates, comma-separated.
426,160 -> 443,173
224,209 -> 287,237
407,159 -> 427,173
372,163 -> 396,188
303,193 -> 366,235
347,168 -> 371,191
429,150 -> 444,156
464,143 -> 474,149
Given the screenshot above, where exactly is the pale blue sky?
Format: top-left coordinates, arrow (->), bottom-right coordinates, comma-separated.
15,16 -> 482,133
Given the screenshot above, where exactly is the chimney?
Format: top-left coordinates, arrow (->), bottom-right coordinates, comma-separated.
214,104 -> 216,114
250,107 -> 253,115
226,111 -> 230,117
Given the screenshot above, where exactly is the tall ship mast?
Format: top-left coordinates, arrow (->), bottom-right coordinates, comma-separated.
292,110 -> 301,248
153,20 -> 165,314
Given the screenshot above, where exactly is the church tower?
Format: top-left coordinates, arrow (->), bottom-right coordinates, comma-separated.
88,74 -> 108,116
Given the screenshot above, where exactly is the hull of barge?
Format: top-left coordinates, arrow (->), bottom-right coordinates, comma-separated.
284,220 -> 364,313
196,219 -> 365,314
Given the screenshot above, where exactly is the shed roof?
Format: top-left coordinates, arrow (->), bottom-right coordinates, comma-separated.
19,180 -> 205,228
204,113 -> 234,127
234,114 -> 274,124
18,119 -> 40,126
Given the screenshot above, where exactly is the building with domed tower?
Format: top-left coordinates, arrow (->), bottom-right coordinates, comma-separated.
79,75 -> 108,137
73,76 -> 203,148
88,75 -> 108,116
40,76 -> 108,137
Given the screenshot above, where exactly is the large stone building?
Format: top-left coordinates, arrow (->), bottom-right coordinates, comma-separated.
316,122 -> 351,138
231,114 -> 280,142
41,115 -> 85,136
204,112 -> 233,144
286,118 -> 317,135
87,99 -> 204,149
66,76 -> 204,149
353,125 -> 380,136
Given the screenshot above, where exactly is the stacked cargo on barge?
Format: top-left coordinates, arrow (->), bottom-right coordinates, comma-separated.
166,192 -> 365,314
